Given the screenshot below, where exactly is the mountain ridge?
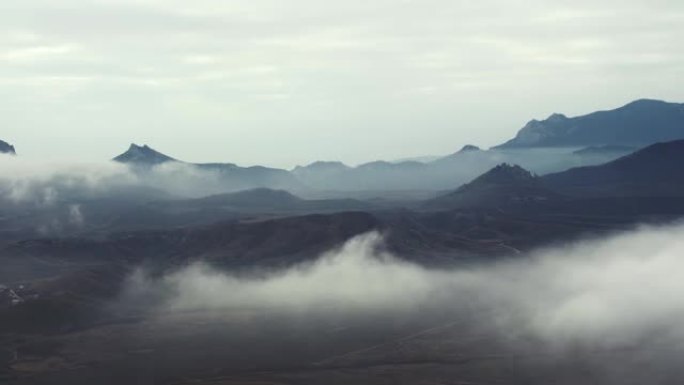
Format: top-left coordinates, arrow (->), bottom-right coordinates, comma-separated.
496,99 -> 684,149
542,139 -> 684,196
112,144 -> 303,192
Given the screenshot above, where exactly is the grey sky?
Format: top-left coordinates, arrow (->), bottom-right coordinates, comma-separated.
1,0 -> 683,168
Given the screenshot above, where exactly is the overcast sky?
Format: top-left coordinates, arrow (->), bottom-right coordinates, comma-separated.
1,0 -> 683,168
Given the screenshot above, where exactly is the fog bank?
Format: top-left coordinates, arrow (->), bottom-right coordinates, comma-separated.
125,223 -> 684,350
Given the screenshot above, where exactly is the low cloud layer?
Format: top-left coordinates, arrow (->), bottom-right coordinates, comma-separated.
125,223 -> 684,352
0,157 -> 269,208
0,157 -> 285,236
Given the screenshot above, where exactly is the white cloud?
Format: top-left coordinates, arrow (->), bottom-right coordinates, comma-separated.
126,223 -> 684,350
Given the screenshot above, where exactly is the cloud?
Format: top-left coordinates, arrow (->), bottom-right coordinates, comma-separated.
0,156 -> 286,211
123,222 -> 684,353
68,204 -> 84,226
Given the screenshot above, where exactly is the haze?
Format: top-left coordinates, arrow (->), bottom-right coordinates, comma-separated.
2,0 -> 683,167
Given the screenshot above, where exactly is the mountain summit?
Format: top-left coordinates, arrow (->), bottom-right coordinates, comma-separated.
113,144 -> 176,165
457,144 -> 481,153
426,164 -> 557,209
496,99 -> 684,149
466,163 -> 537,186
111,143 -> 304,191
0,140 -> 16,155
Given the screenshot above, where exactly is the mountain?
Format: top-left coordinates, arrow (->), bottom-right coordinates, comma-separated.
572,145 -> 637,156
496,99 -> 684,149
0,140 -> 16,155
456,144 -> 481,153
292,147 -> 616,193
113,144 -> 175,164
160,188 -> 371,213
543,140 -> 684,196
112,144 -> 303,192
426,163 -> 558,209
294,99 -> 684,192
293,161 -> 351,174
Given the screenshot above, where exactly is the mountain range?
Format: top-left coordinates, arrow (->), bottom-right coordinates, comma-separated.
114,143 -> 303,192
3,99 -> 683,194
4,99 -> 684,385
427,139 -> 684,210
496,99 -> 684,149
543,139 -> 684,197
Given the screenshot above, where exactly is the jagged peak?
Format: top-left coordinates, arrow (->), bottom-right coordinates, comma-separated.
0,139 -> 16,155
466,163 -> 537,186
113,143 -> 176,164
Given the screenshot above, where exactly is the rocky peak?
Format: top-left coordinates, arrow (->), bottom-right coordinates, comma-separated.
113,143 -> 176,165
0,140 -> 16,155
467,163 -> 537,187
547,113 -> 568,122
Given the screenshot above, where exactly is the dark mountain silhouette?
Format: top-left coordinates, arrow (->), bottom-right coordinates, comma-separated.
159,188 -> 371,213
5,211 -> 382,274
456,144 -> 481,153
112,144 -> 303,191
496,99 -> 684,149
293,161 -> 351,174
426,164 -> 558,209
293,146 -> 617,192
573,145 -> 637,156
0,140 -> 16,155
113,144 -> 175,164
543,140 -> 684,196
293,97 -> 684,192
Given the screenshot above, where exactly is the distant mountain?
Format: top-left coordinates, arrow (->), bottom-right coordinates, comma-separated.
0,140 -> 16,155
293,161 -> 351,174
293,98 -> 684,192
113,144 -> 175,164
292,161 -> 352,187
356,160 -> 426,171
572,145 -> 637,156
293,146 -> 619,193
426,164 -> 558,209
456,144 -> 481,153
200,188 -> 302,207
112,144 -> 303,192
161,188 -> 371,213
543,140 -> 684,196
496,99 -> 684,149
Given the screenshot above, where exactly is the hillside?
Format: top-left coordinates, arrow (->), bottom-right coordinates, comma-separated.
496,99 -> 684,149
426,164 -> 558,209
112,144 -> 303,191
543,140 -> 684,196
